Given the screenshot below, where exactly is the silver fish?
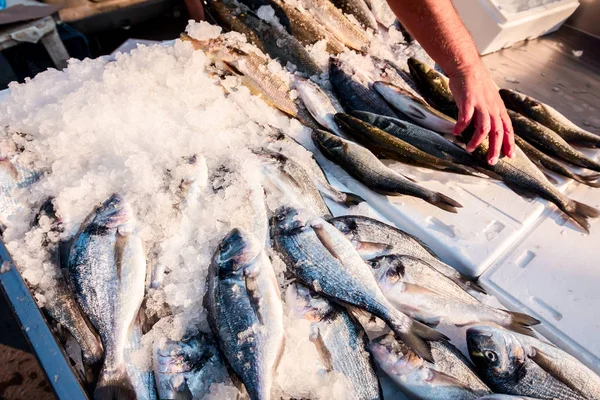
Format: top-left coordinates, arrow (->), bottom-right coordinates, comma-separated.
126,322 -> 157,400
271,207 -> 447,362
478,396 -> 542,400
293,76 -> 346,137
329,215 -> 486,294
370,332 -> 492,399
330,0 -> 378,31
468,326 -> 600,400
370,254 -> 540,334
373,81 -> 457,134
68,194 -> 147,399
205,228 -> 285,400
288,283 -> 382,400
153,332 -> 228,399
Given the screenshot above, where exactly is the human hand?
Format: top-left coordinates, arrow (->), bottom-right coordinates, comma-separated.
448,62 -> 515,165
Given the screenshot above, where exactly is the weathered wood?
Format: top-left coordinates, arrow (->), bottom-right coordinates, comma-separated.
40,28 -> 70,70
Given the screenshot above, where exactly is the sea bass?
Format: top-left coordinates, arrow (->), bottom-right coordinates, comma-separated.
205,228 -> 284,400
407,58 -> 458,119
287,283 -> 382,400
313,129 -> 463,213
468,326 -> 600,400
294,76 -> 346,137
330,0 -> 378,31
373,81 -> 457,134
68,194 -> 146,399
369,254 -> 539,333
500,89 -> 600,148
153,332 -> 228,399
370,332 -> 492,399
508,110 -> 600,173
329,215 -> 485,293
271,206 -> 447,362
329,58 -> 399,118
335,113 -> 476,175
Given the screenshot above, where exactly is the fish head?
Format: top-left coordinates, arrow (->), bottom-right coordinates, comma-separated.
286,282 -> 334,322
91,193 -> 133,229
311,129 -> 344,153
215,228 -> 262,272
368,254 -> 406,285
368,333 -> 422,376
155,333 -> 219,374
467,326 -> 525,380
407,58 -> 429,85
333,113 -> 362,138
271,206 -> 310,235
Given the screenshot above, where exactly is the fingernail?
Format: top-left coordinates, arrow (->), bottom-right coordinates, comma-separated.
489,156 -> 498,165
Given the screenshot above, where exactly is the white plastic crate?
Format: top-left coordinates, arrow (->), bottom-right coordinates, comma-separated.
452,0 -> 580,55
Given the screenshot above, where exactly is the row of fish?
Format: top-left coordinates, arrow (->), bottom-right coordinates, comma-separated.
184,0 -> 600,233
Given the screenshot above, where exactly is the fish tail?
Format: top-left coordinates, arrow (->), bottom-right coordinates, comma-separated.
427,192 -> 462,213
562,200 -> 600,233
390,317 -> 448,362
341,191 -> 365,206
506,311 -> 541,337
94,365 -> 136,400
465,279 -> 487,295
579,173 -> 600,187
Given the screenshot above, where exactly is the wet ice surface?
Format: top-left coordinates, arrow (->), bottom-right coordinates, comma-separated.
492,0 -> 564,14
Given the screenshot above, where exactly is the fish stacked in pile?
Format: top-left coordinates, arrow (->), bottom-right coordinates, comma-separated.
0,0 -> 599,399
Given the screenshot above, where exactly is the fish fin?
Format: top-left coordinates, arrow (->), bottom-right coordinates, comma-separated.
529,347 -> 587,397
221,60 -> 244,77
425,369 -> 476,390
563,200 -> 600,234
341,191 -> 365,206
394,320 -> 448,362
312,224 -> 344,261
506,311 -> 541,337
580,173 -> 600,187
402,282 -> 443,297
354,241 -> 394,258
428,192 -> 462,213
94,366 -> 136,400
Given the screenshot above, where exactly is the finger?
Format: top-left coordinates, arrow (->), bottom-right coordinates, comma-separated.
453,103 -> 474,136
466,109 -> 490,153
501,111 -> 515,158
487,115 -> 503,165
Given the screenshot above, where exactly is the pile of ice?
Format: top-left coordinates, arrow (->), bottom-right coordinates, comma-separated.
492,0 -> 565,14
0,19 -> 414,399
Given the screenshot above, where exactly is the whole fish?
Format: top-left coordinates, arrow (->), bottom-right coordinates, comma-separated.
509,110 -> 600,173
463,132 -> 599,233
370,57 -> 421,97
370,332 -> 492,399
335,113 -> 477,175
153,332 -> 229,399
288,283 -> 382,400
515,135 -> 600,188
373,81 -> 457,134
181,35 -> 320,129
500,89 -> 600,148
294,76 -> 346,137
313,129 -> 463,213
330,0 -> 378,31
33,199 -> 104,368
329,58 -> 399,118
467,326 -> 600,400
407,58 -> 458,119
351,111 -> 488,176
126,322 -> 157,400
271,206 -> 447,362
205,228 -> 285,400
329,215 -> 485,293
264,129 -> 365,207
68,194 -> 146,399
302,0 -> 370,50
365,0 -> 396,27
267,0 -> 346,53
256,147 -> 333,218
370,254 -> 540,334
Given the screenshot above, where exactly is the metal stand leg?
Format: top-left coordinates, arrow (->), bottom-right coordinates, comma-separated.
40,28 -> 70,70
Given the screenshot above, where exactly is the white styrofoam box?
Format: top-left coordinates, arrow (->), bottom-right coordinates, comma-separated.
480,179 -> 600,374
452,0 -> 580,55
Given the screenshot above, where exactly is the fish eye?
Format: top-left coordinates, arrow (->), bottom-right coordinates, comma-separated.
277,214 -> 286,221
221,242 -> 231,253
484,351 -> 497,362
369,261 -> 380,269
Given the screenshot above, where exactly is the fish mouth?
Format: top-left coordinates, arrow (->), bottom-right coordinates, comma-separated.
95,193 -> 132,228
312,130 -> 342,150
219,228 -> 261,267
272,206 -> 309,234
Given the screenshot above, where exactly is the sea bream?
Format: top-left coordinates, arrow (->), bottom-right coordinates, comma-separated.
68,194 -> 146,399
370,332 -> 492,399
271,206 -> 447,362
313,129 -> 463,213
205,228 -> 284,400
153,332 -> 228,399
329,215 -> 485,293
500,88 -> 600,149
287,283 -> 382,400
467,326 -> 600,400
369,254 -> 539,334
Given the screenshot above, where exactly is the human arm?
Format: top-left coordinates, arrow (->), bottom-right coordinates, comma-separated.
386,0 -> 515,164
